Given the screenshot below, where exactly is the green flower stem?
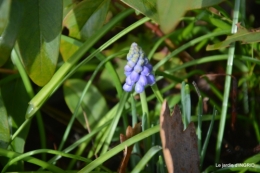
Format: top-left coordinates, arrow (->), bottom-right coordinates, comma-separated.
151,84 -> 164,103
78,125 -> 160,173
11,49 -> 46,160
0,148 -> 64,173
26,9 -> 134,119
140,91 -> 151,154
140,91 -> 149,127
130,93 -> 141,167
131,93 -> 137,126
215,0 -> 240,163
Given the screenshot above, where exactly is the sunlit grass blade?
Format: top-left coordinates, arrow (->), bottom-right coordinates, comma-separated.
131,146 -> 162,173
78,125 -> 160,173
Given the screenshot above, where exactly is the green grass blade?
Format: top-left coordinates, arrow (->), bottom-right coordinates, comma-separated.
100,92 -> 129,154
131,146 -> 162,173
201,107 -> 217,170
0,149 -> 64,173
153,30 -> 230,70
215,0 -> 240,162
78,125 -> 160,173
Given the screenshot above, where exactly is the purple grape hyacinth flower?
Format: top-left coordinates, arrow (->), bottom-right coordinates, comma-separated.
122,42 -> 156,93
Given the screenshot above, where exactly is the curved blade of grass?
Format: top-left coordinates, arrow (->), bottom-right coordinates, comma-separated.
131,146 -> 162,173
42,120 -> 111,167
78,125 -> 160,173
0,148 -> 64,173
153,30 -> 230,70
2,149 -> 111,173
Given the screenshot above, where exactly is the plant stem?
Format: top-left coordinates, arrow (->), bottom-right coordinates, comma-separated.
215,0 -> 240,163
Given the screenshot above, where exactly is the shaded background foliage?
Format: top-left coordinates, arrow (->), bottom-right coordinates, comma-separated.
1,0 -> 260,172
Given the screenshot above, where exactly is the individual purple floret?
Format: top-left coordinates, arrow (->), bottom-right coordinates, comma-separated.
122,42 -> 156,93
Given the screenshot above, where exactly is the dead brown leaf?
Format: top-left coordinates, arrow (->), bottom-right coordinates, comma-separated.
160,100 -> 200,173
118,122 -> 142,173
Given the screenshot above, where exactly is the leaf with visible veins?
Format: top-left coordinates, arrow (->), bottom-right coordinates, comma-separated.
160,100 -> 199,173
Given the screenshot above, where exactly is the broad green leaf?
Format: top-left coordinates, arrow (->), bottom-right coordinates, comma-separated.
80,0 -> 109,40
0,90 -> 10,149
207,27 -> 260,50
1,78 -> 30,153
157,0 -> 225,33
16,0 -> 62,86
63,0 -> 110,40
63,79 -> 108,129
0,1 -> 22,67
120,0 -> 159,22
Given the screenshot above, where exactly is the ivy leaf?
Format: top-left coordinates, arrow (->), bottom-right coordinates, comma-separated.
16,0 -> 62,86
207,27 -> 260,50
